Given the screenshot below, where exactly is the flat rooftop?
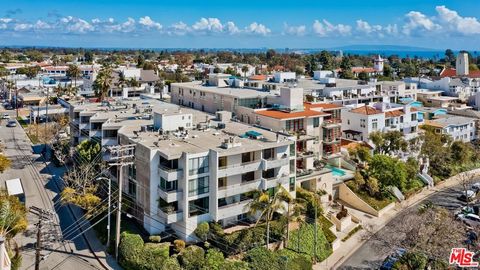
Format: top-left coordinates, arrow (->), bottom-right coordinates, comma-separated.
171,81 -> 272,99
121,107 -> 293,159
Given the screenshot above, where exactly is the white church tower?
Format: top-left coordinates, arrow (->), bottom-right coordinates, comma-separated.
374,55 -> 384,72
456,52 -> 469,76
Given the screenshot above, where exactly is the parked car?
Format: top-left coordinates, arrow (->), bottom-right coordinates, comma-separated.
458,190 -> 476,202
4,104 -> 13,110
455,206 -> 477,216
2,113 -> 10,119
380,248 -> 406,270
473,183 -> 480,192
456,213 -> 480,227
6,120 -> 17,127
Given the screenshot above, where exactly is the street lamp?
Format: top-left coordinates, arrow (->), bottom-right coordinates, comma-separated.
96,177 -> 112,250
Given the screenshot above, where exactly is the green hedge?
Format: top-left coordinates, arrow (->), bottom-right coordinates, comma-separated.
245,247 -> 313,270
118,232 -> 176,270
287,223 -> 332,262
318,215 -> 337,243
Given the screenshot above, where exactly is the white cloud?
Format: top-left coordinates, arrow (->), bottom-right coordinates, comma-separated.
139,16 -> 162,30
435,5 -> 480,35
14,23 -> 32,31
34,20 -> 51,30
245,22 -> 271,35
59,16 -> 94,33
169,21 -> 189,35
356,20 -> 382,34
0,18 -> 13,24
192,17 -> 223,33
225,21 -> 240,34
283,23 -> 306,36
313,19 -> 351,37
402,11 -> 441,35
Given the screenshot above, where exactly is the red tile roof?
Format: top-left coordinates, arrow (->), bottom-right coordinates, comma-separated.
385,110 -> 405,118
440,68 -> 480,78
350,106 -> 382,115
249,75 -> 267,81
304,102 -> 343,110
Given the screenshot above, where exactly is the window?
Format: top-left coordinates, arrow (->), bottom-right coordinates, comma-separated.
160,178 -> 178,192
411,113 -> 417,121
313,117 -> 319,128
189,156 -> 209,175
290,143 -> 295,156
347,120 -> 350,125
241,152 -> 255,163
400,116 -> 404,123
241,171 -> 255,182
263,148 -> 274,160
218,156 -> 228,169
289,177 -> 295,192
360,119 -> 366,128
218,177 -> 227,189
189,197 -> 209,217
189,176 -> 209,196
372,122 -> 378,130
285,119 -> 304,132
262,168 -> 275,179
128,179 -> 137,198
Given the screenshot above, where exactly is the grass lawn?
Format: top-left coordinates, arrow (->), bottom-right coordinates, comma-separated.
287,222 -> 332,262
347,182 -> 394,211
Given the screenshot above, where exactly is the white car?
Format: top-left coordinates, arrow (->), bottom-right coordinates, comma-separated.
456,213 -> 480,227
2,113 -> 9,119
458,190 -> 476,202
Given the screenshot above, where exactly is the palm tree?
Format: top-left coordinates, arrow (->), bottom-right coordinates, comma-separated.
67,64 -> 81,89
241,65 -> 249,81
246,184 -> 290,249
93,65 -> 113,101
0,192 -> 27,239
154,80 -> 165,100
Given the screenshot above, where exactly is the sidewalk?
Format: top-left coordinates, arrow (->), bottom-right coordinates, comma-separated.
316,168 -> 480,270
45,161 -> 122,270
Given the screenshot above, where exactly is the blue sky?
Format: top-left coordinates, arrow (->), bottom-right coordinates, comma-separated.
0,0 -> 479,50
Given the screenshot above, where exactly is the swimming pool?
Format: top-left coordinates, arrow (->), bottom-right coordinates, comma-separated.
326,165 -> 346,177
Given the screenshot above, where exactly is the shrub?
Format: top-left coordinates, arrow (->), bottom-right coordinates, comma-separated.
161,256 -> 182,270
173,239 -> 185,253
277,249 -> 313,270
287,223 -> 332,262
223,259 -> 250,270
244,247 -> 281,270
118,232 -> 144,270
393,251 -> 427,270
194,222 -> 210,241
148,235 -> 161,243
204,248 -> 225,270
138,243 -> 170,269
296,187 -> 323,220
179,245 -> 205,270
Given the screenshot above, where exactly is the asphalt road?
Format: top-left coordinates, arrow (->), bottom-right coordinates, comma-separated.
0,114 -> 101,270
338,184 -> 469,270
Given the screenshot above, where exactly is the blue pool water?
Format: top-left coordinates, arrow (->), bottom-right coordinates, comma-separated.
326,165 -> 346,177
410,101 -> 423,107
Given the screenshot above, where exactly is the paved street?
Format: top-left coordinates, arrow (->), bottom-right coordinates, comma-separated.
338,184 -> 469,270
0,113 -> 104,270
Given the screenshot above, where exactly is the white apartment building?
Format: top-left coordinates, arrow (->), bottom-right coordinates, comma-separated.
117,107 -> 296,241
342,102 -> 419,142
424,116 -> 476,142
68,98 -> 297,241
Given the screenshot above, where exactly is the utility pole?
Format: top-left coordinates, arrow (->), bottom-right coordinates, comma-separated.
107,144 -> 135,260
30,206 -> 54,270
44,87 -> 49,156
15,79 -> 18,119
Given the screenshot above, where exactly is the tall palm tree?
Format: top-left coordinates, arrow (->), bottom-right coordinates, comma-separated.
67,64 -> 81,89
154,80 -> 165,100
241,65 -> 249,81
245,184 -> 290,249
93,65 -> 113,101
